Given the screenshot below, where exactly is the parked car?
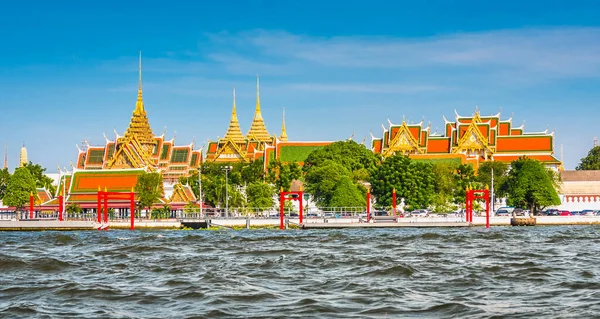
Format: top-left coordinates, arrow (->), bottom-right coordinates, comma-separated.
410,209 -> 429,217
542,209 -> 559,216
581,209 -> 595,216
559,211 -> 572,216
495,209 -> 511,217
513,208 -> 525,216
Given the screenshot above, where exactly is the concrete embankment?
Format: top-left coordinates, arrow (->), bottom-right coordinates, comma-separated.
0,216 -> 599,231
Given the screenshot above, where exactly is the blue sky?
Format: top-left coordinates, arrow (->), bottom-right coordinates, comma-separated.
1,0 -> 599,171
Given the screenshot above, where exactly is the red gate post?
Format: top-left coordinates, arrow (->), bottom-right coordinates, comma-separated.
29,192 -> 34,219
97,188 -> 102,223
103,190 -> 108,223
58,195 -> 64,221
299,186 -> 303,225
130,191 -> 135,231
392,188 -> 397,219
366,189 -> 371,222
279,187 -> 284,230
465,187 -> 471,223
485,188 -> 490,229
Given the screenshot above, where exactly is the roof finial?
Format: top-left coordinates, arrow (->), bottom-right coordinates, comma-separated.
223,86 -> 245,143
256,75 -> 261,113
134,51 -> 145,115
3,141 -> 7,170
280,107 -> 288,141
246,75 -> 271,142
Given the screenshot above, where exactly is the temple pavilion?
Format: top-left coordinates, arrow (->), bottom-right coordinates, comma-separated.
371,109 -> 562,170
42,54 -> 199,212
205,77 -> 333,167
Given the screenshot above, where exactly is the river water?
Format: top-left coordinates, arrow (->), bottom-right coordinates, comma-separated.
0,227 -> 599,318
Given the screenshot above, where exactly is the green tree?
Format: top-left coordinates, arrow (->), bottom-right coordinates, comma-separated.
135,171 -> 163,212
267,160 -> 302,191
369,154 -> 435,210
0,168 -> 10,200
502,157 -> 560,215
3,167 -> 36,210
328,176 -> 366,207
303,140 -> 379,176
247,182 -> 275,210
477,161 -> 509,199
576,146 -> 600,170
431,162 -> 458,212
453,164 -> 477,204
241,159 -> 265,184
66,203 -> 83,214
23,162 -> 56,195
305,161 -> 350,207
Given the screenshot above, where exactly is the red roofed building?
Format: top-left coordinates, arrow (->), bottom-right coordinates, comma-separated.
371,109 -> 562,171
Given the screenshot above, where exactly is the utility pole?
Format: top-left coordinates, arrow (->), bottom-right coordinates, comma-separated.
222,166 -> 232,218
198,166 -> 203,217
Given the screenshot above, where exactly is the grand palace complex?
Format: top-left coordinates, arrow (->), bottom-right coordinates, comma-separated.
27,55 -> 563,212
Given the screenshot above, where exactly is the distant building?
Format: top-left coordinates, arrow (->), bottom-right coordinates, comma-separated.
557,170 -> 600,211
371,109 -> 562,170
41,53 -> 198,212
205,78 -> 334,168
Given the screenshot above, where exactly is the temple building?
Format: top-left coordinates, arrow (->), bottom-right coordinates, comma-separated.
371,109 -> 562,170
205,77 -> 333,167
42,54 -> 199,212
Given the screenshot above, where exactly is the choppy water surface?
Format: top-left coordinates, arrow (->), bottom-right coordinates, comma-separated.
1,227 -> 599,318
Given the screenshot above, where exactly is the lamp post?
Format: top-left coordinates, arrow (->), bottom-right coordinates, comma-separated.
198,166 -> 203,218
222,166 -> 232,218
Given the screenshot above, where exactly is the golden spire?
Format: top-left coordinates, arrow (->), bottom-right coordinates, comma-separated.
19,143 -> 27,167
223,87 -> 246,143
3,141 -> 7,169
124,51 -> 155,146
135,51 -> 144,115
246,75 -> 271,142
280,107 -> 288,141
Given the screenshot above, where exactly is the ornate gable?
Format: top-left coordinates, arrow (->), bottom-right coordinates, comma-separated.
383,122 -> 423,156
214,139 -> 248,162
452,119 -> 494,156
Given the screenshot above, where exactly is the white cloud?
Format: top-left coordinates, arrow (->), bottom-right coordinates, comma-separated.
204,27 -> 600,81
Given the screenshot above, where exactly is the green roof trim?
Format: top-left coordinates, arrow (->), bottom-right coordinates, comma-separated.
161,144 -> 170,160
412,157 -> 463,166
279,145 -> 327,163
171,149 -> 189,163
88,149 -> 105,164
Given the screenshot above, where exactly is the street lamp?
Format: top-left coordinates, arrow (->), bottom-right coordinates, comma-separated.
221,166 -> 233,218
198,166 -> 203,218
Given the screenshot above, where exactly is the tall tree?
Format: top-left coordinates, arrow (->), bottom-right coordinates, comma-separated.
328,176 -> 366,208
453,164 -> 477,204
369,154 -> 435,210
303,140 -> 379,176
3,167 -> 36,210
0,168 -> 10,200
241,159 -> 265,184
502,157 -> 560,215
246,182 -> 274,210
477,161 -> 509,199
576,146 -> 600,170
135,171 -> 163,212
431,162 -> 458,212
23,162 -> 56,195
305,161 -> 350,207
267,160 -> 302,191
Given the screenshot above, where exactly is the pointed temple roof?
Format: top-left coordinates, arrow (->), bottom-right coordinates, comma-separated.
223,87 -> 246,143
280,107 -> 288,142
246,76 -> 271,142
124,52 -> 155,146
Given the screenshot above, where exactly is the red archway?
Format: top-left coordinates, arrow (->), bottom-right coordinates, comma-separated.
466,186 -> 490,228
279,187 -> 304,230
97,189 -> 136,230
